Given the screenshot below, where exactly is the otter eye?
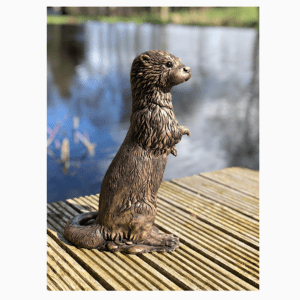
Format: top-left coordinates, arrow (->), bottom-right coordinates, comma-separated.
166,61 -> 173,68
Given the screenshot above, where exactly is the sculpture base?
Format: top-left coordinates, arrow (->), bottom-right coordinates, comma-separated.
66,211 -> 180,254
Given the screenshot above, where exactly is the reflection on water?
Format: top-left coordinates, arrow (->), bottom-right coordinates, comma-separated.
47,22 -> 259,203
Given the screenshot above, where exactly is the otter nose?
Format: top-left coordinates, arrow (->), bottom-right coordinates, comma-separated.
183,66 -> 191,73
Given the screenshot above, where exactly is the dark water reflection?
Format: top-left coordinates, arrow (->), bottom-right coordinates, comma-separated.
47,22 -> 259,203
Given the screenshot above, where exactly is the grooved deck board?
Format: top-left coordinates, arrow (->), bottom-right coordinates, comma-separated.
172,175 -> 259,221
157,181 -> 259,248
200,168 -> 259,199
47,167 -> 259,291
47,235 -> 105,291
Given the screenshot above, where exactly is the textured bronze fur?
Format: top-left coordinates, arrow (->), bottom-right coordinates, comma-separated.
64,50 -> 191,254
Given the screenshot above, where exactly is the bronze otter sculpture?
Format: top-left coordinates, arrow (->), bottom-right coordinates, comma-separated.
64,50 -> 191,254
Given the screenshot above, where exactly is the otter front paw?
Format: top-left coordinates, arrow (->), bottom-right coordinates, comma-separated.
179,125 -> 191,137
171,146 -> 177,156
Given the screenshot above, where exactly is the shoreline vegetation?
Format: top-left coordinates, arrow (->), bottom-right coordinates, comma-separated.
47,7 -> 259,30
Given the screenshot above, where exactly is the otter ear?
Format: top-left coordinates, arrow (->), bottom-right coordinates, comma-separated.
140,54 -> 150,63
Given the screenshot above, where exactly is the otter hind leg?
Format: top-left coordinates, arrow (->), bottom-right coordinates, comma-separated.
138,226 -> 180,251
104,227 -> 180,254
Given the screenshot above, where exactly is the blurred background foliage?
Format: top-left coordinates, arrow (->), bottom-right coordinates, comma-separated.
47,7 -> 259,30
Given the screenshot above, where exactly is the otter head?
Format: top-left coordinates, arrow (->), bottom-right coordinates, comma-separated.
130,50 -> 191,95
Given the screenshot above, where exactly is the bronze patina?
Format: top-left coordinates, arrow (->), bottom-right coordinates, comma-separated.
64,50 -> 191,254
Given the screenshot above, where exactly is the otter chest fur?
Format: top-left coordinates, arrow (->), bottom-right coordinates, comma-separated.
64,50 -> 191,254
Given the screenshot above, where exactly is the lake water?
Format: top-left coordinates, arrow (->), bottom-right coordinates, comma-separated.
47,22 -> 259,203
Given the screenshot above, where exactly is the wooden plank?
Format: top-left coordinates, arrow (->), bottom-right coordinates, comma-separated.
83,248 -> 152,291
160,181 -> 259,234
156,198 -> 259,261
150,252 -> 220,290
216,168 -> 260,186
53,201 -> 180,291
54,200 -> 181,291
47,264 -> 70,291
172,175 -> 259,220
85,195 -> 259,264
176,244 -> 257,291
103,252 -> 180,291
67,193 -> 259,289
47,253 -> 82,290
48,212 -> 141,291
47,201 -> 182,291
85,194 -> 256,290
95,191 -> 258,262
158,181 -> 259,248
47,212 -> 126,290
200,168 -> 259,199
47,235 -> 105,291
154,216 -> 259,288
46,167 -> 259,290
47,277 -> 60,291
154,208 -> 259,283
225,167 -> 259,182
176,175 -> 258,207
138,252 -> 202,290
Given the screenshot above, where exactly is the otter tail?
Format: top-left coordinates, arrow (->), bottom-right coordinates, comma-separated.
64,211 -> 106,249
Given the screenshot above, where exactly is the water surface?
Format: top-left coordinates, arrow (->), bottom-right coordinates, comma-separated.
47,22 -> 259,203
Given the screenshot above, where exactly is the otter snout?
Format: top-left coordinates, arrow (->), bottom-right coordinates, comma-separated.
183,66 -> 192,81
184,66 -> 191,73
168,65 -> 192,87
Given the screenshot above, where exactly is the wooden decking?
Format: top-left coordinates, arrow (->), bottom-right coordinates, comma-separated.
47,167 -> 259,291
